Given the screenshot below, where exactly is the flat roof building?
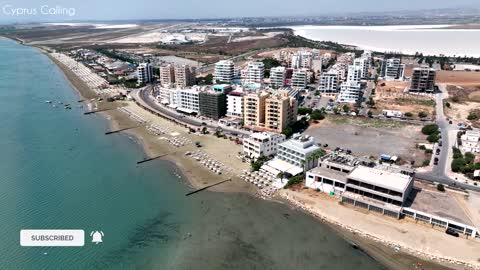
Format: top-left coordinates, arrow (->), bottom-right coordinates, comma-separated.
277,134 -> 321,171
243,132 -> 286,161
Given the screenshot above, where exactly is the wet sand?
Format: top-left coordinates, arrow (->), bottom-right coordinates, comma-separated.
43,48 -> 460,270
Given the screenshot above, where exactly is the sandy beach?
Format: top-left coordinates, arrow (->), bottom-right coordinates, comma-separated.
41,47 -> 478,270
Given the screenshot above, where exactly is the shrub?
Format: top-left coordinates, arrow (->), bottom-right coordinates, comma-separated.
437,184 -> 445,192
418,145 -> 427,150
445,102 -> 451,108
284,174 -> 305,189
451,96 -> 460,103
425,149 -> 433,154
404,112 -> 413,117
422,159 -> 430,166
467,112 -> 478,121
418,111 -> 428,118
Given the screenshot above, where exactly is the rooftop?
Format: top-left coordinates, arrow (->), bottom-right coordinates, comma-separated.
279,135 -> 320,154
309,166 -> 348,182
348,165 -> 413,193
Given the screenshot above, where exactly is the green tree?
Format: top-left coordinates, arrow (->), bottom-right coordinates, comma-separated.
404,112 -> 413,117
262,58 -> 281,77
310,109 -> 325,120
342,105 -> 349,113
421,124 -> 439,135
251,155 -> 269,171
427,133 -> 439,143
437,184 -> 445,192
298,107 -> 313,115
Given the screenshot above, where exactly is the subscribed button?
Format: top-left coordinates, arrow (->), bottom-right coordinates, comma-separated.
20,230 -> 85,247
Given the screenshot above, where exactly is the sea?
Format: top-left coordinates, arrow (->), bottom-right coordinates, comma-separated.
289,25 -> 480,57
0,37 -> 386,269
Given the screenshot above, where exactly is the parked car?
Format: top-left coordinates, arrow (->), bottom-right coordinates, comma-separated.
434,158 -> 439,165
439,141 -> 443,147
446,228 -> 459,237
436,149 -> 441,155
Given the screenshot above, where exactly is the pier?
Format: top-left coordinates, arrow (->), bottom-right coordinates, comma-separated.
185,179 -> 231,196
137,154 -> 170,164
84,108 -> 117,115
105,124 -> 144,135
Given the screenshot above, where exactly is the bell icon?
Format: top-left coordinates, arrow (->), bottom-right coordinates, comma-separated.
90,231 -> 104,244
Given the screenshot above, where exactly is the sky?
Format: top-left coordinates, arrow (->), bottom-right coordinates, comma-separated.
0,0 -> 479,22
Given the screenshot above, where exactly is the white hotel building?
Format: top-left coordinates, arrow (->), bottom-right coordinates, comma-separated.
276,134 -> 321,171
243,132 -> 286,161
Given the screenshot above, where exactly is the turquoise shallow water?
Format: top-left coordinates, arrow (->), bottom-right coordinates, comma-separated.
0,38 -> 385,270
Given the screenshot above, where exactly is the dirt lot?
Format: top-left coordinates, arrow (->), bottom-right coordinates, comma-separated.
372,81 -> 436,118
407,185 -> 473,226
169,35 -> 288,56
303,116 -> 428,165
445,85 -> 480,127
437,70 -> 480,85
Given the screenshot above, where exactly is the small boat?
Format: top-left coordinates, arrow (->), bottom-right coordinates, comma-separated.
45,100 -> 52,103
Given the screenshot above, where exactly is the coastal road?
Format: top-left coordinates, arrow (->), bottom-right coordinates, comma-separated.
415,84 -> 480,191
131,86 -> 251,137
358,81 -> 374,116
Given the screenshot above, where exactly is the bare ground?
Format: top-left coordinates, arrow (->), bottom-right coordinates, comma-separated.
303,116 -> 428,165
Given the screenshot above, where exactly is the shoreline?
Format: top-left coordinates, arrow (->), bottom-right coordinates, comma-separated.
38,44 -> 470,270
279,191 -> 478,270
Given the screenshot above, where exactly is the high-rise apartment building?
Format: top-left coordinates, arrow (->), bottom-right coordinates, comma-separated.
291,68 -> 308,88
226,91 -> 245,119
214,60 -> 235,83
174,65 -> 196,88
270,66 -> 286,88
381,58 -> 405,81
244,92 -> 269,129
318,71 -> 339,94
410,67 -> 436,93
245,62 -> 265,84
159,64 -> 175,86
137,62 -> 153,84
265,93 -> 298,133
